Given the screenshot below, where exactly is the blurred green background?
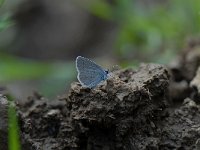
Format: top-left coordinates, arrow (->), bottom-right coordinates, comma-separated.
0,0 -> 200,99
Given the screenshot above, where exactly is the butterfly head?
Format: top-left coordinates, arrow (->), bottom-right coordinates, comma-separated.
105,69 -> 109,74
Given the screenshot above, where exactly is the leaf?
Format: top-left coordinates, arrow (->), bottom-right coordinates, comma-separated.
8,100 -> 21,150
0,0 -> 5,8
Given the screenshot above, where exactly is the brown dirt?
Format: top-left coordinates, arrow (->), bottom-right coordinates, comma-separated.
0,95 -> 8,150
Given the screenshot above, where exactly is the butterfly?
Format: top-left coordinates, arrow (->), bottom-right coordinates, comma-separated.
76,56 -> 109,88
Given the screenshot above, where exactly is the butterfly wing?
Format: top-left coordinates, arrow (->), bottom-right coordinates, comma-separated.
76,56 -> 107,88
76,56 -> 104,72
78,69 -> 105,88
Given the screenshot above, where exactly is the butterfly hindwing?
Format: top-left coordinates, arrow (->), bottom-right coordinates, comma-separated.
78,70 -> 104,88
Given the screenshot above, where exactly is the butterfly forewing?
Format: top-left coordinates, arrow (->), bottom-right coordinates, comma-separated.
76,56 -> 104,72
78,70 -> 104,88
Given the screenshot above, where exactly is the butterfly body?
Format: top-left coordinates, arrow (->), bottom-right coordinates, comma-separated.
76,56 -> 108,88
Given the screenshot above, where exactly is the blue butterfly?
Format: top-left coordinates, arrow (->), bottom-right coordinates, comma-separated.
76,56 -> 109,88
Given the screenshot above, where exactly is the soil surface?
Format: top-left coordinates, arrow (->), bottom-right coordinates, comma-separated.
1,42 -> 200,150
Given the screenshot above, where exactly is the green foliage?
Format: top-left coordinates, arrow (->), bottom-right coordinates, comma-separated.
8,98 -> 21,150
0,53 -> 76,97
83,0 -> 200,64
116,0 -> 200,63
76,0 -> 113,19
0,15 -> 13,31
87,0 -> 113,19
0,0 -> 5,7
0,1 -> 13,31
0,53 -> 52,82
38,62 -> 76,98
